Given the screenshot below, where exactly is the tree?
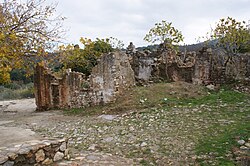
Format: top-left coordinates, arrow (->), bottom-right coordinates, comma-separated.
0,0 -> 65,84
211,17 -> 250,66
144,20 -> 184,50
58,37 -> 120,76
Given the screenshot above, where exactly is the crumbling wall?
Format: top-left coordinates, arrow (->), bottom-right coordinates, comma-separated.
34,52 -> 135,111
89,51 -> 135,105
34,66 -> 86,111
207,50 -> 250,84
193,48 -> 212,84
128,43 -> 250,85
130,45 -> 196,84
35,44 -> 250,111
130,51 -> 156,84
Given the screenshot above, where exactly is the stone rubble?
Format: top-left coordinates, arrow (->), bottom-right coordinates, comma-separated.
234,138 -> 250,166
0,139 -> 68,166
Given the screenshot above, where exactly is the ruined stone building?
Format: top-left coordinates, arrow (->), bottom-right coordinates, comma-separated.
34,43 -> 250,111
34,52 -> 135,111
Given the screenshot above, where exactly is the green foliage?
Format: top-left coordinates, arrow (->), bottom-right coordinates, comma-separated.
0,0 -> 65,83
0,69 -> 11,84
211,17 -> 250,65
10,69 -> 33,84
144,20 -> 184,50
58,37 -> 123,76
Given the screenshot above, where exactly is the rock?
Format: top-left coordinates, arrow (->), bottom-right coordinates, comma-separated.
64,149 -> 70,160
53,152 -> 64,161
129,126 -> 135,131
140,142 -> 148,147
7,153 -> 18,160
244,143 -> 250,148
88,144 -> 97,151
237,140 -> 245,145
18,147 -> 31,155
86,155 -> 101,161
206,84 -> 215,91
35,149 -> 45,162
98,115 -> 117,121
64,149 -> 69,156
42,158 -> 53,165
240,146 -> 248,150
3,161 -> 14,166
102,137 -> 114,143
60,142 -> 67,151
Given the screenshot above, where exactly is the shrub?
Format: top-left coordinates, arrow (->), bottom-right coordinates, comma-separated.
0,82 -> 34,100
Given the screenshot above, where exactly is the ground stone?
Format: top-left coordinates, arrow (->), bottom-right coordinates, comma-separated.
88,144 -> 97,151
0,155 -> 8,164
42,158 -> 53,165
244,143 -> 250,148
206,84 -> 215,90
86,154 -> 101,161
237,140 -> 245,145
53,152 -> 64,161
140,142 -> 148,147
3,161 -> 14,166
60,142 -> 67,151
98,115 -> 117,121
102,137 -> 114,143
35,149 -> 45,162
240,146 -> 248,150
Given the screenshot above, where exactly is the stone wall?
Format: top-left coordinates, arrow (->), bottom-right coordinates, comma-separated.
34,66 -> 82,110
90,52 -> 135,104
128,43 -> 250,85
0,139 -> 68,166
34,44 -> 250,110
34,51 -> 135,111
213,53 -> 250,83
130,46 -> 196,84
192,48 -> 212,84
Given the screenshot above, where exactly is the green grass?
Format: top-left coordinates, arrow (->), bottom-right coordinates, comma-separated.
196,122 -> 250,165
189,90 -> 250,165
63,105 -> 107,116
64,82 -> 207,116
179,89 -> 249,106
63,82 -> 250,165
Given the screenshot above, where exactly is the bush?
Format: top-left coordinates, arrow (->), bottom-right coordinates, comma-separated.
4,82 -> 22,90
0,88 -> 17,100
0,82 -> 34,100
19,86 -> 34,98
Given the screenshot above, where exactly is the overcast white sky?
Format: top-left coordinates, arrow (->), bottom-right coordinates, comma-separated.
46,0 -> 250,47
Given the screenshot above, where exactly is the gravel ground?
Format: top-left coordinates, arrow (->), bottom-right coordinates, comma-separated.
0,83 -> 249,165
24,103 -> 248,165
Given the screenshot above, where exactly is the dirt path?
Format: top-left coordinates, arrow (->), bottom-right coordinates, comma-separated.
0,99 -> 136,165
0,99 -> 39,147
0,98 -> 197,165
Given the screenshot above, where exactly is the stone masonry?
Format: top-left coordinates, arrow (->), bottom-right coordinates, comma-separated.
130,46 -> 196,84
0,139 -> 68,166
34,51 -> 135,111
129,45 -> 250,85
34,44 -> 250,111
